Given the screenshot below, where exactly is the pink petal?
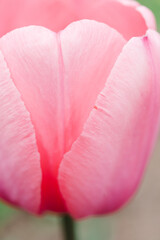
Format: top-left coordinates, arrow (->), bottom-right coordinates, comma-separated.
0,26 -> 67,213
0,20 -> 125,212
59,30 -> 160,218
77,0 -> 148,40
0,0 -> 76,37
0,51 -> 41,213
115,0 -> 139,7
59,20 -> 126,154
0,0 -> 153,40
137,6 -> 156,30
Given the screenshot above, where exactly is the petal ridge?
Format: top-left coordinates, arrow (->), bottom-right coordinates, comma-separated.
0,49 -> 42,212
59,31 -> 160,218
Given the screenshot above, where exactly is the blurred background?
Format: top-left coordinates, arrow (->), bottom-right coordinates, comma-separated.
0,0 -> 160,239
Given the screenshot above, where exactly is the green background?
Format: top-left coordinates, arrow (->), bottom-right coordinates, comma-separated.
139,0 -> 160,29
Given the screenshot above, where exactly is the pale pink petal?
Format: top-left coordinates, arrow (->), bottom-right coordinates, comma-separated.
77,0 -> 140,8
59,20 -> 126,154
0,20 -> 125,212
0,0 -> 153,40
0,51 -> 41,213
0,26 -> 67,213
116,0 -> 139,7
137,6 -> 156,30
77,0 -> 148,40
77,0 -> 156,37
59,30 -> 160,218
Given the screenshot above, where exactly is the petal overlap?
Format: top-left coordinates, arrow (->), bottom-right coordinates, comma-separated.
0,0 -> 154,40
59,30 -> 160,218
0,50 -> 41,213
0,20 -> 125,212
0,0 -> 159,219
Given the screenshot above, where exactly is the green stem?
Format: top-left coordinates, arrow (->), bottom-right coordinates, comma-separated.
62,214 -> 76,240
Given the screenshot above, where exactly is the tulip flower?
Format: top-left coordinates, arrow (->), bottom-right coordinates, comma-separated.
0,0 -> 160,221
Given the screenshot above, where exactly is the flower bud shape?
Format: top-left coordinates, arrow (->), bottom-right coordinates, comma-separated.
0,0 -> 160,218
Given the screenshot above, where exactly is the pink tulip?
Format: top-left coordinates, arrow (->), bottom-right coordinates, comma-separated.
0,0 -> 160,219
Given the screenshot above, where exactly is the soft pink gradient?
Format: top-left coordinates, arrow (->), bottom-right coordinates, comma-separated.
0,0 -> 156,39
59,30 -> 160,218
0,0 -> 160,218
0,50 -> 41,212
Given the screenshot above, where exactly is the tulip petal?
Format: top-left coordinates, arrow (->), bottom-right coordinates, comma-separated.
0,26 -> 67,212
0,0 -> 154,41
0,0 -> 76,37
0,51 -> 41,212
59,30 -> 160,218
137,6 -> 156,30
78,0 -> 148,40
59,20 -> 126,154
0,20 -> 125,212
